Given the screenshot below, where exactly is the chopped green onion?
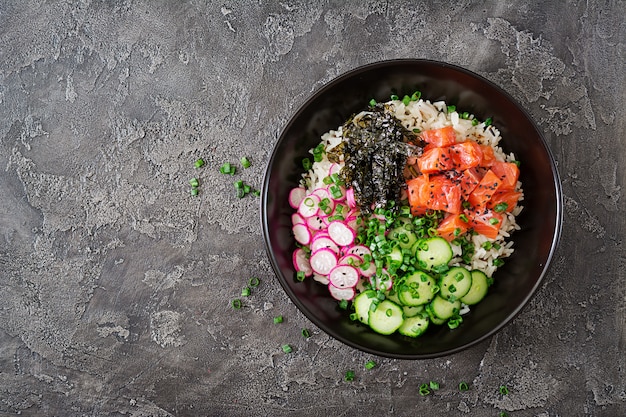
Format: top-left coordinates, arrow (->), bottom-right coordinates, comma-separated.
493,258 -> 505,267
461,111 -> 470,119
494,202 -> 508,213
365,360 -> 377,370
273,315 -> 283,324
281,344 -> 292,353
447,105 -> 456,113
344,370 -> 355,381
194,158 -> 205,168
190,188 -> 199,196
249,277 -> 260,287
219,162 -> 236,175
484,117 -> 493,127
448,315 -> 462,329
241,286 -> 251,297
189,178 -> 199,188
240,156 -> 251,168
411,91 -> 421,101
412,128 -> 421,133
296,271 -> 306,281
390,94 -> 399,100
489,217 -> 500,225
471,118 -> 479,126
499,385 -> 509,395
429,381 -> 440,390
231,299 -> 242,309
252,189 -> 261,197
302,158 -> 312,171
369,98 -> 377,107
301,328 -> 311,338
459,214 -> 469,223
499,412 -> 509,417
338,299 -> 348,310
459,381 -> 469,391
419,383 -> 431,396
402,95 -> 411,106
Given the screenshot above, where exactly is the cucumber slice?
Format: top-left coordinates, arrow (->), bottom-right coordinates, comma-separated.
368,300 -> 404,335
440,266 -> 472,300
397,270 -> 437,306
426,307 -> 447,325
386,245 -> 404,268
389,219 -> 418,250
460,270 -> 489,305
385,289 -> 402,305
398,314 -> 430,337
427,295 -> 461,320
413,237 -> 453,271
402,304 -> 424,318
353,290 -> 378,324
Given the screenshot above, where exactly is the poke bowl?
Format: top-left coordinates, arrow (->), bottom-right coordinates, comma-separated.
261,59 -> 562,359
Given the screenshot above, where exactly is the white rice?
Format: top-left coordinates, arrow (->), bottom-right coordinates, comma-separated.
301,98 -> 524,278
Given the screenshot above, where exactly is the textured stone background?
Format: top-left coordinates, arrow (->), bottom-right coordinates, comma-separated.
0,1 -> 624,416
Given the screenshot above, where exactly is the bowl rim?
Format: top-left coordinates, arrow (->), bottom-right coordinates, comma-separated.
260,58 -> 563,359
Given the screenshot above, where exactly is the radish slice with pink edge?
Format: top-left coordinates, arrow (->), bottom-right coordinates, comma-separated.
329,265 -> 359,288
311,236 -> 340,255
298,194 -> 320,218
358,260 -> 377,278
291,213 -> 306,225
289,187 -> 307,209
328,284 -> 356,301
328,163 -> 342,177
338,253 -> 363,266
313,273 -> 329,285
327,221 -> 355,246
370,269 -> 393,291
309,248 -> 338,275
292,248 -> 312,277
312,188 -> 335,215
345,215 -> 361,231
347,245 -> 371,259
292,224 -> 312,245
306,215 -> 325,232
327,184 -> 346,202
345,188 -> 357,208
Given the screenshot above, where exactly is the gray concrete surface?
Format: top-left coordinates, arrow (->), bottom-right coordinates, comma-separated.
0,1 -> 624,416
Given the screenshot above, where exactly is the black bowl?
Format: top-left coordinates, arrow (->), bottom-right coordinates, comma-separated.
261,59 -> 562,359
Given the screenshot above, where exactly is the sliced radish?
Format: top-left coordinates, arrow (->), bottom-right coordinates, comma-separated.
292,224 -> 312,245
311,236 -> 340,255
312,188 -> 335,215
328,163 -> 342,177
358,260 -> 377,278
309,248 -> 338,275
345,188 -> 357,208
347,245 -> 371,259
298,194 -> 320,218
338,253 -> 363,266
292,248 -> 312,277
370,269 -> 393,291
328,284 -> 356,301
328,221 -> 355,246
345,215 -> 361,231
289,187 -> 307,209
327,184 -> 346,202
329,265 -> 359,288
291,213 -> 306,225
306,215 -> 325,232
313,273 -> 329,285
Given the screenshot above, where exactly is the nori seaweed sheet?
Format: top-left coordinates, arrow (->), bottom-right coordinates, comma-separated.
340,105 -> 423,214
